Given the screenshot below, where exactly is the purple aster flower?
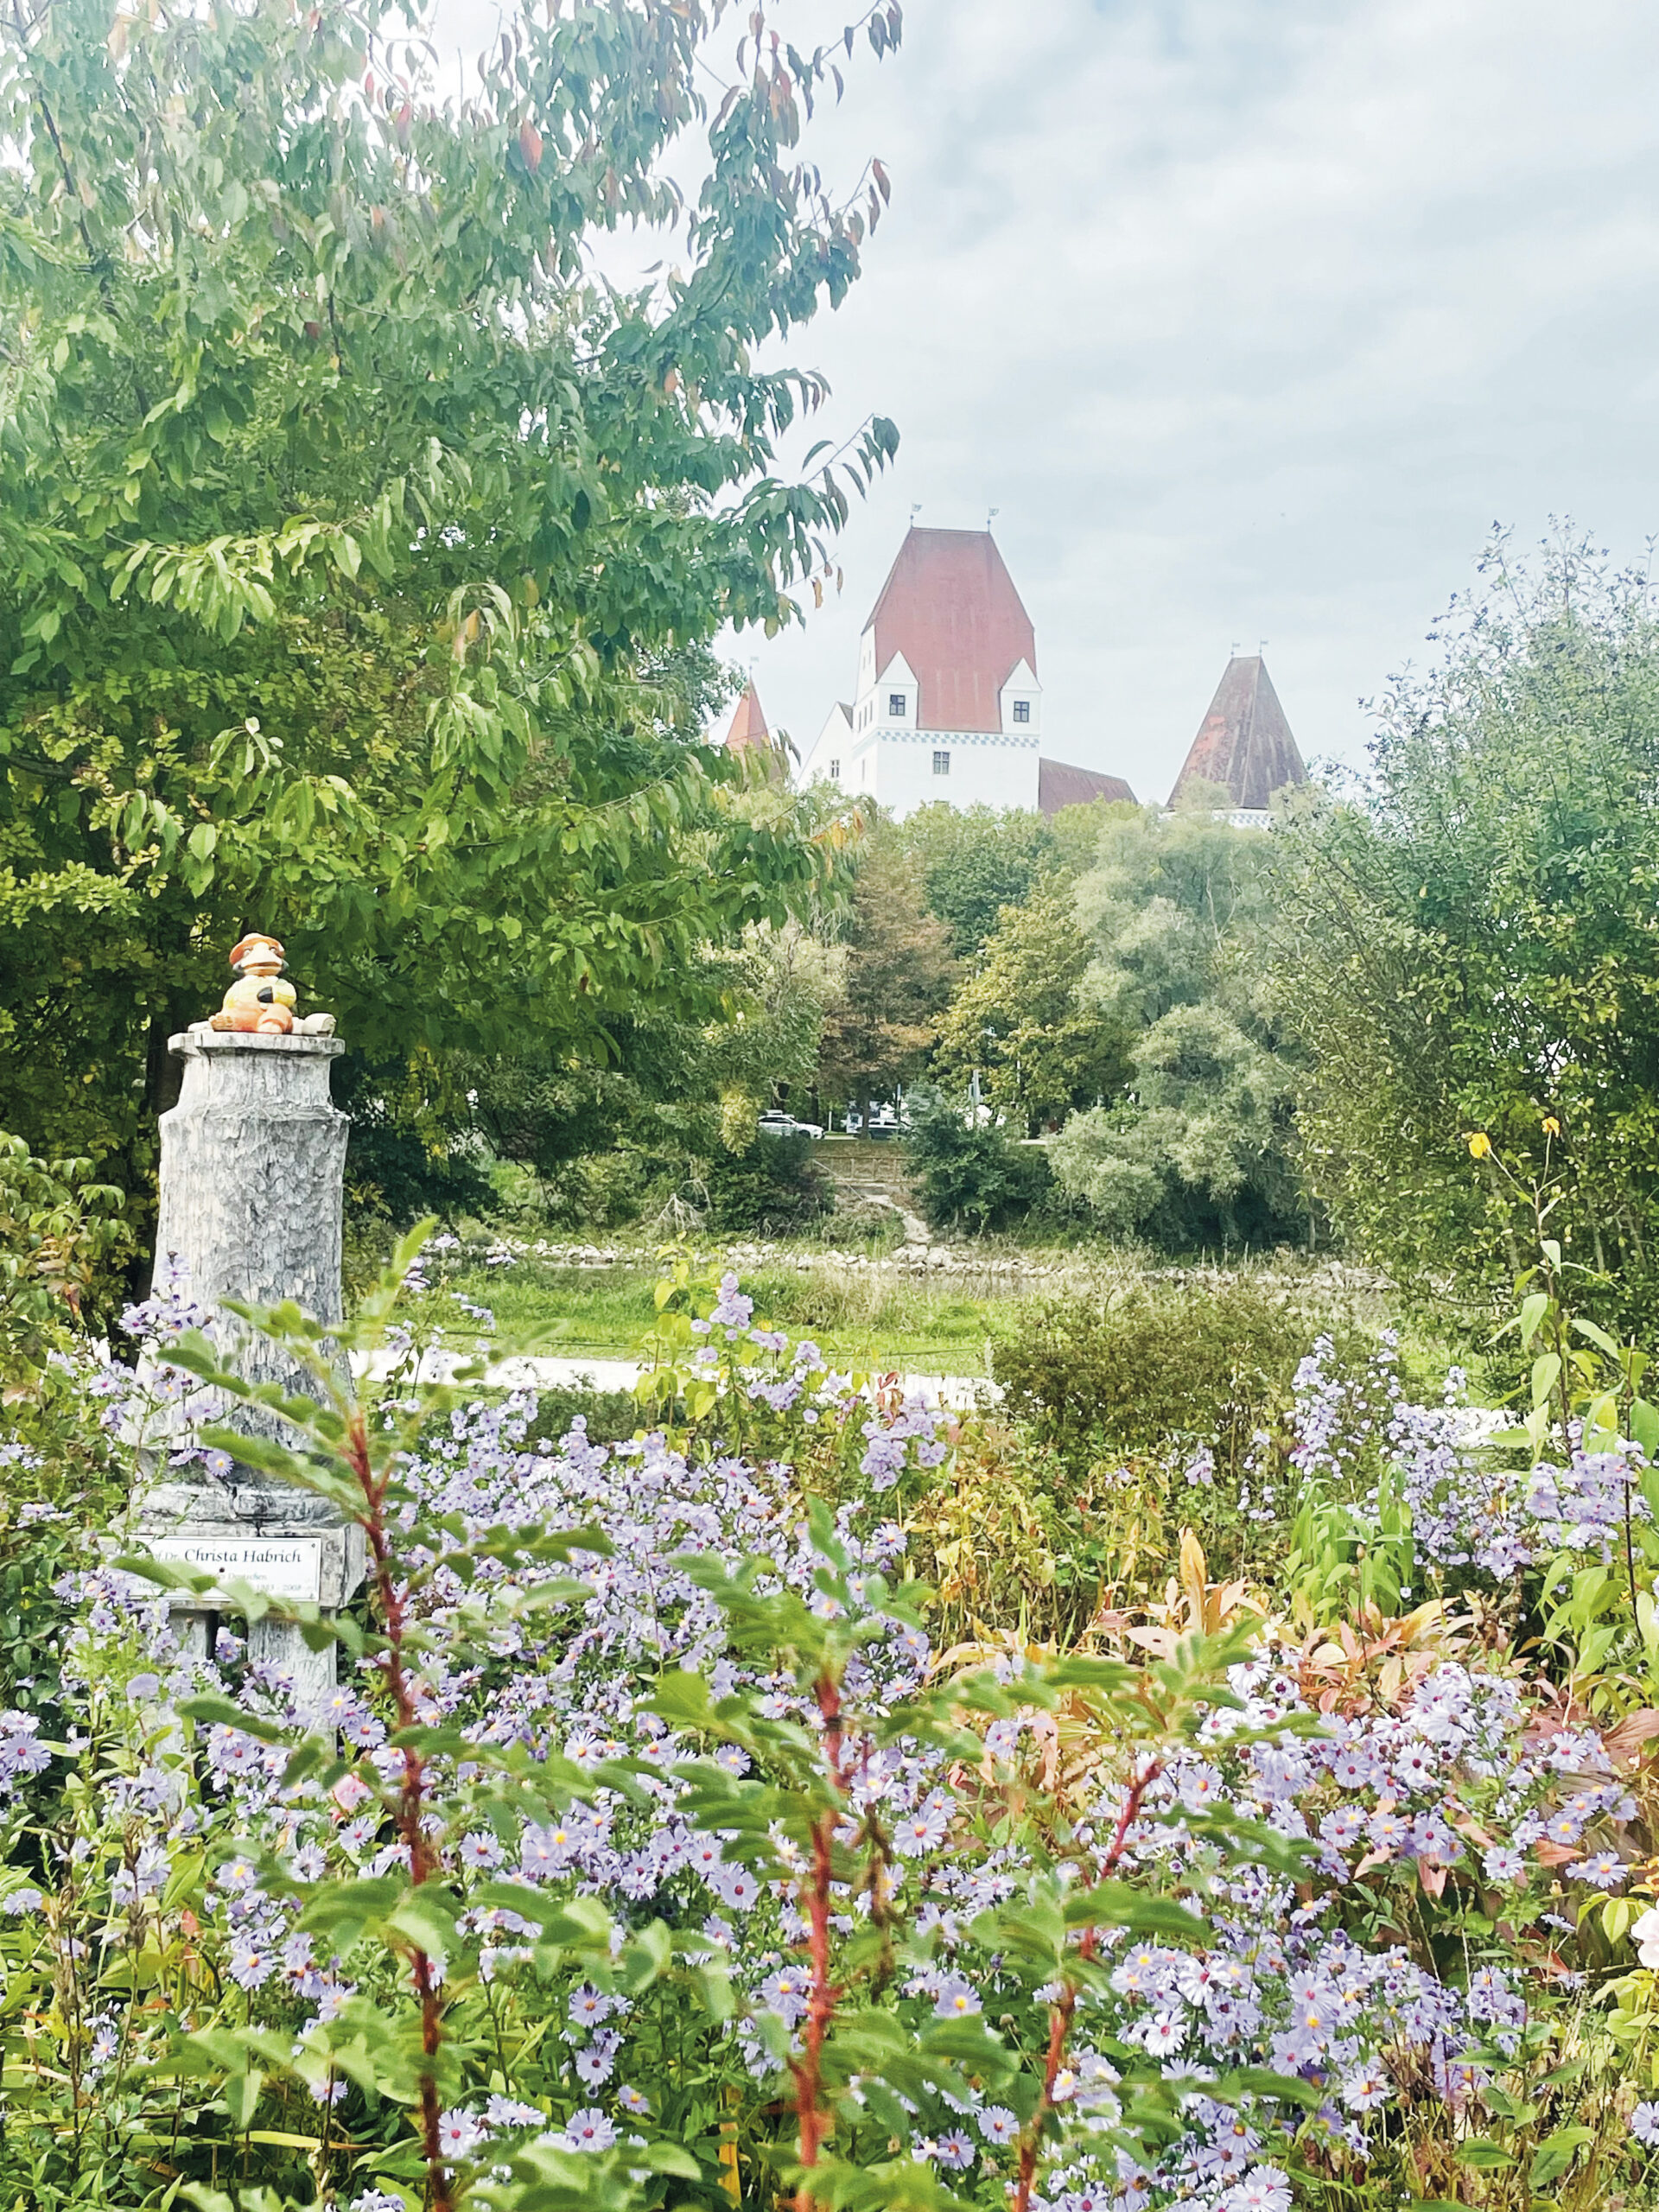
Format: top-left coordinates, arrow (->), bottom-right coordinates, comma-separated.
1632,2102 -> 1659,2146
484,2097 -> 543,2130
934,1975 -> 982,2020
935,2129 -> 975,2170
1341,2069 -> 1391,2112
893,1794 -> 950,1857
1571,1850 -> 1624,1891
560,2108 -> 617,2153
437,2111 -> 484,2159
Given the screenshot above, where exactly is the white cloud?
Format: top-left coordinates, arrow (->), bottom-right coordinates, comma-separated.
434,0 -> 1659,799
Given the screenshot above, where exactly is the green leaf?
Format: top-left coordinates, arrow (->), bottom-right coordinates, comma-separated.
1530,2126 -> 1595,2187
1456,2138 -> 1516,2170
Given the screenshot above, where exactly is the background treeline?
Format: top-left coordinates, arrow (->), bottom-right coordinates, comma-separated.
322,533 -> 1659,1340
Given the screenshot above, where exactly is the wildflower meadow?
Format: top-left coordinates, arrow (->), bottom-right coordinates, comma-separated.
4,1181 -> 1659,2212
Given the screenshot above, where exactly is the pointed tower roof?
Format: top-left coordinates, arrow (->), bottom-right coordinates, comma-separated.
722,681 -> 772,757
1167,655 -> 1306,811
866,527 -> 1036,734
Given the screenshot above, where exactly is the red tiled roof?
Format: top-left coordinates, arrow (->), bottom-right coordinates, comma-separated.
867,527 -> 1036,734
1167,655 -> 1306,811
722,681 -> 771,755
1039,759 -> 1135,815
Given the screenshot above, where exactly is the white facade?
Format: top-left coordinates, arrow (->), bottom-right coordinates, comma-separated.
800,646 -> 1043,817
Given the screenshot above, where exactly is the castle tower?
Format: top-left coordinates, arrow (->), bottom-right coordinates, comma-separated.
1167,653 -> 1306,818
722,680 -> 772,757
799,527 -> 1133,818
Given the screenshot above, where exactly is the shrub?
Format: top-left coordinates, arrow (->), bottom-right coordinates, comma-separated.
906,1095 -> 1052,1234
0,1133 -> 131,1376
702,1128 -> 833,1235
992,1271 -> 1359,1478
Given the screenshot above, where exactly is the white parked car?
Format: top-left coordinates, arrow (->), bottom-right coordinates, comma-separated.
757,1109 -> 823,1141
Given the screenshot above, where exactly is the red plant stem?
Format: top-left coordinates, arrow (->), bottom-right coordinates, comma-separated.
1013,1757 -> 1164,2212
791,1669 -> 849,2210
349,1409 -> 453,2212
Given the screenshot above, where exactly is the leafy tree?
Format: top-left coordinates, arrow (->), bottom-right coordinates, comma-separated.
895,803 -> 1055,960
1273,535 -> 1659,1315
699,915 -> 847,1152
816,833 -> 955,1128
456,905 -> 843,1211
702,1126 -> 833,1235
0,0 -> 899,1205
0,1135 -> 130,1383
1050,807 -> 1305,1247
905,1092 -> 1052,1235
895,796 -> 1132,960
933,875 -> 1128,1135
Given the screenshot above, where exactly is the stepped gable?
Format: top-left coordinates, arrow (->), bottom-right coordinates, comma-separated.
868,527 -> 1036,734
722,681 -> 772,756
1039,759 -> 1135,814
1167,654 -> 1306,811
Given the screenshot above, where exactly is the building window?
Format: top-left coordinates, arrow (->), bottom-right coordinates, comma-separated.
1012,699 -> 1030,723
828,759 -> 840,780
932,750 -> 950,777
888,692 -> 906,717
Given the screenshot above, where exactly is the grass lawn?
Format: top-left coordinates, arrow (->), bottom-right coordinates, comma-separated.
433,1253 -> 1038,1375
427,1236 -> 1412,1381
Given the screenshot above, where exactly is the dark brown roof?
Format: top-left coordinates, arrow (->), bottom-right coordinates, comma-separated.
723,681 -> 771,755
868,528 -> 1036,734
1167,655 -> 1306,811
1039,758 -> 1135,815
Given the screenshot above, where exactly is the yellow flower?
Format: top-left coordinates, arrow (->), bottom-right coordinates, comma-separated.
1542,1116 -> 1560,1137
1468,1133 -> 1492,1160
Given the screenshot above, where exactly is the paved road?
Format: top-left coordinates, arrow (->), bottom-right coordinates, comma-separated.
355,1348 -> 1001,1411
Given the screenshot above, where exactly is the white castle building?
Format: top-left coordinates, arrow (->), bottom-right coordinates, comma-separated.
797,526 -> 1133,818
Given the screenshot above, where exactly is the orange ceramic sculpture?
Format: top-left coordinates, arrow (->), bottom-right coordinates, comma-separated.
208,934 -> 299,1034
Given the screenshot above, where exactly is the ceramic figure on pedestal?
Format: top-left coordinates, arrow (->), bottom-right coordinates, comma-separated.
136,934 -> 359,1710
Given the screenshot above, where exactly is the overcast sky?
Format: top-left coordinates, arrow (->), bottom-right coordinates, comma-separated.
433,0 -> 1659,802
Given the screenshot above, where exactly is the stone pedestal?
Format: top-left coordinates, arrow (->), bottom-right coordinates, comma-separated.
137,1030 -> 364,1710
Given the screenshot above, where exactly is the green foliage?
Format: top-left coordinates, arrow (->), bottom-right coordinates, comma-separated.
0,0 -> 899,1192
933,875 -> 1129,1135
1273,532 -> 1659,1319
816,830 -> 955,1122
895,800 -> 1133,962
702,1128 -> 833,1236
337,1057 -> 496,1233
991,1273 -> 1337,1477
905,1096 -> 1053,1236
1050,808 -> 1305,1247
894,804 -> 1054,961
700,918 -> 847,1149
0,1131 -> 130,1385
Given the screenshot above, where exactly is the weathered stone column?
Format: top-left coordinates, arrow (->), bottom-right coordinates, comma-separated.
138,1028 -> 365,1709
